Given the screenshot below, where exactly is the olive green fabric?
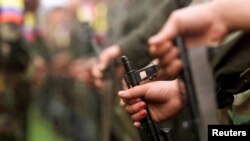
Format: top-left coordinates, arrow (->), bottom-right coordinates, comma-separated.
108,1 -> 198,141
107,1 -> 191,140
33,20 -> 100,141
212,32 -> 250,109
0,24 -> 31,141
0,24 -> 30,73
229,89 -> 250,125
107,0 -> 163,44
211,32 -> 250,125
118,0 -> 192,68
109,1 -> 250,141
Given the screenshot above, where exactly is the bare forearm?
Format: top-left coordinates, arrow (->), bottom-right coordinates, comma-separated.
211,0 -> 250,31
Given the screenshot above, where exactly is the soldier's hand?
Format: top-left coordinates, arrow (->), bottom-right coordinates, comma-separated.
92,45 -> 122,88
118,80 -> 186,128
148,3 -> 228,78
69,57 -> 96,85
150,41 -> 182,79
51,52 -> 71,76
32,56 -> 48,87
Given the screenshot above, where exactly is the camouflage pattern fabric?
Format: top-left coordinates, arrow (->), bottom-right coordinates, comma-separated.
0,24 -> 31,141
212,32 -> 250,125
33,9 -> 100,141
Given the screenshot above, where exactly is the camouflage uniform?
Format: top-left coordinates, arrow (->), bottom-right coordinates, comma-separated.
107,0 -> 192,141
0,0 -> 31,140
31,7 -> 100,141
212,32 -> 250,125
107,0 -> 250,140
116,0 -> 191,68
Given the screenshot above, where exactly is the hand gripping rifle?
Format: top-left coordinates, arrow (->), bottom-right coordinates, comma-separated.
121,56 -> 172,141
85,22 -> 130,141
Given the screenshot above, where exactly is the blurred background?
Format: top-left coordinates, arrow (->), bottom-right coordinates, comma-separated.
0,0 -> 205,141
0,0 -> 140,141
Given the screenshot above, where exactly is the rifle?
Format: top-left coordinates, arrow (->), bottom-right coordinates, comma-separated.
85,22 -> 134,141
121,56 -> 172,141
175,37 -> 219,141
121,36 -> 219,141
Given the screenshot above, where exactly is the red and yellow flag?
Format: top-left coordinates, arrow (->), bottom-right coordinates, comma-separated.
0,0 -> 24,25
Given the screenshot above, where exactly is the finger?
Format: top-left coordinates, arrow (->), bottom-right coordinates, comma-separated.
133,122 -> 141,128
165,59 -> 182,77
125,101 -> 146,115
94,79 -> 104,89
131,109 -> 147,122
94,51 -> 113,76
149,42 -> 172,58
98,54 -> 110,71
148,14 -> 178,46
118,84 -> 149,100
120,99 -> 126,107
98,45 -> 121,70
92,63 -> 103,79
121,98 -> 142,105
162,47 -> 179,66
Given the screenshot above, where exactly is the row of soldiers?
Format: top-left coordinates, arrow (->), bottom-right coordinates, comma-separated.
1,0 -> 154,140
1,0 -> 106,141
1,0 -> 250,141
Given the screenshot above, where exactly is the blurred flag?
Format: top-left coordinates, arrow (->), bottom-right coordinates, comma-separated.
0,0 -> 25,25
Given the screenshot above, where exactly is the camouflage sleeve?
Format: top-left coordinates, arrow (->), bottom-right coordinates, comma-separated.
117,0 -> 192,68
212,32 -> 250,109
214,32 -> 250,125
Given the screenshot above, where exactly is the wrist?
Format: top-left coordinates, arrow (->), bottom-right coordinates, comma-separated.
208,0 -> 233,32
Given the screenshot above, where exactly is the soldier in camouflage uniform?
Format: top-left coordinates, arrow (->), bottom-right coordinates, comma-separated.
95,0 -> 250,141
29,6 -> 100,141
118,0 -> 250,139
0,0 -> 31,140
93,0 -> 192,141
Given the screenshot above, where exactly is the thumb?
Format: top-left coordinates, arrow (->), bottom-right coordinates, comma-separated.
118,84 -> 149,100
148,16 -> 178,46
99,45 -> 121,70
